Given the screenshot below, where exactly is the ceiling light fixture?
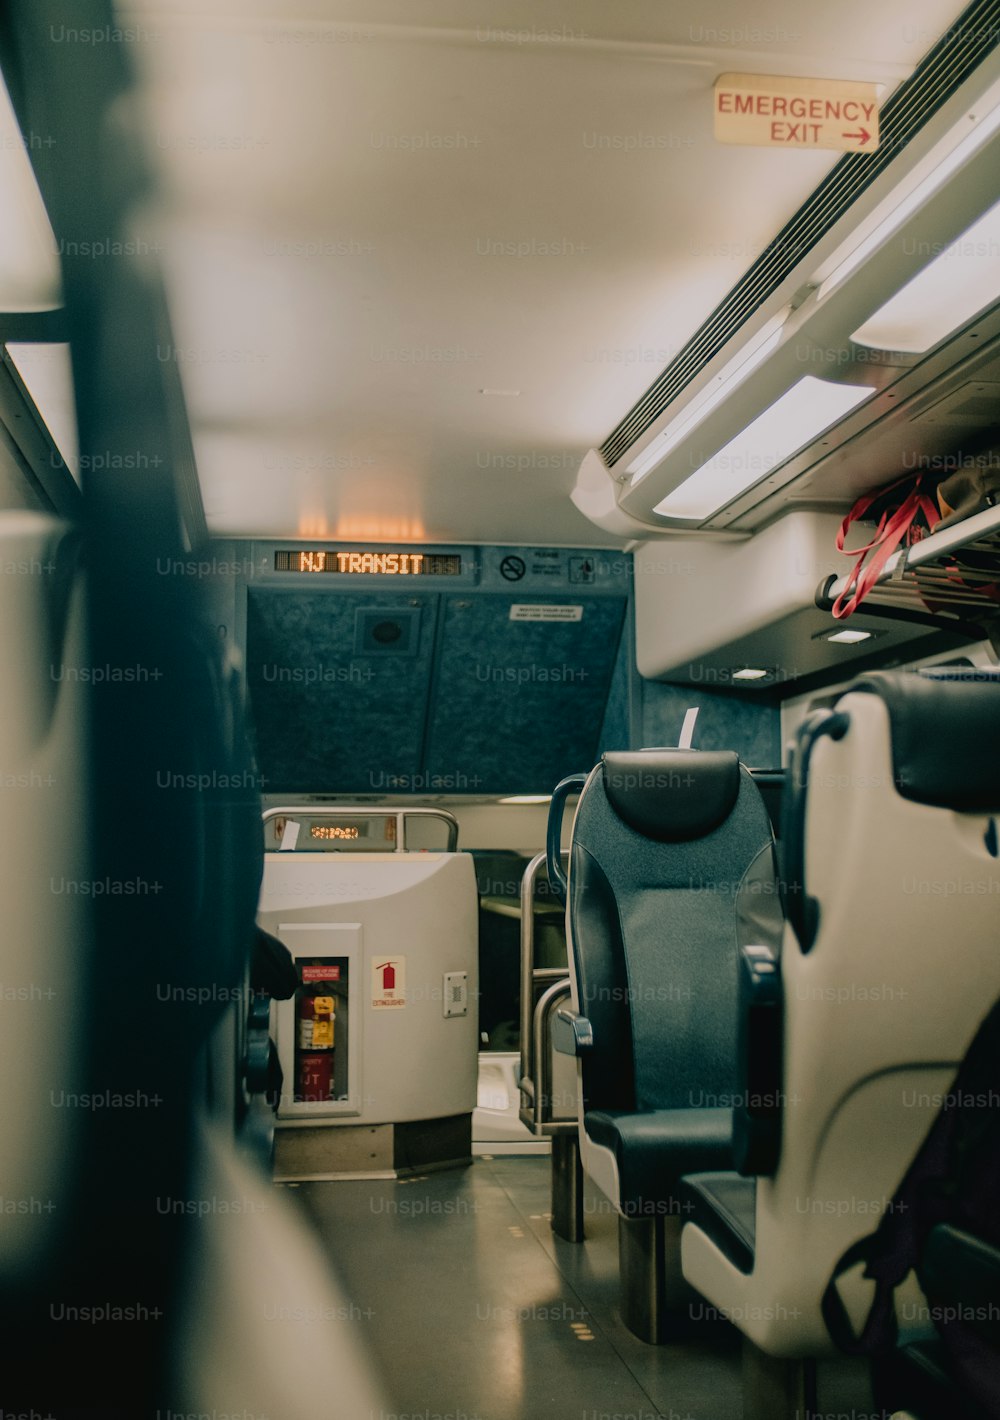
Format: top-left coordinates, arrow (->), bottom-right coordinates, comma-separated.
826,628 -> 874,643
851,193 -> 1000,352
628,309 -> 790,487
818,91 -> 1000,303
651,376 -> 876,520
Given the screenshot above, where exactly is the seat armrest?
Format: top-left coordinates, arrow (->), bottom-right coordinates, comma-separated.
732,943 -> 783,1176
552,1006 -> 594,1056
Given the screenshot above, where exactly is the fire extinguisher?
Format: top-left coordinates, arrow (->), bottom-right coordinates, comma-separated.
296,992 -> 335,1102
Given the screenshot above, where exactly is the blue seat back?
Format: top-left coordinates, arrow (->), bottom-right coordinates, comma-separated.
567,750 -> 780,1115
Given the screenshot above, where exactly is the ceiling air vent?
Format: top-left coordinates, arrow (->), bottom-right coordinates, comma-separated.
912,381 -> 1000,427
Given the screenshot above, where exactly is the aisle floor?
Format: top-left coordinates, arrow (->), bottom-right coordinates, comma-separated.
288,1155 -> 869,1420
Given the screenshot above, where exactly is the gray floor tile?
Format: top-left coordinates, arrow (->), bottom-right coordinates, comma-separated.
289,1156 -> 872,1420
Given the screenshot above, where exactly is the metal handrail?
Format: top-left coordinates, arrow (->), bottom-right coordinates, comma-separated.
546,776 -> 587,902
518,850 -> 574,1135
532,978 -> 573,1133
519,852 -> 553,1078
261,805 -> 460,853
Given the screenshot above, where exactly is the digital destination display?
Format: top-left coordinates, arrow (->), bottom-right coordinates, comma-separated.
275,550 -> 462,576
310,824 -> 362,841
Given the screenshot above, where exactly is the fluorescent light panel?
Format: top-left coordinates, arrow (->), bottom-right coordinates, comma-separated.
652,376 -> 875,521
732,668 -> 769,680
818,91 -> 1000,303
851,193 -> 1000,352
623,88 -> 1000,521
627,310 -> 788,485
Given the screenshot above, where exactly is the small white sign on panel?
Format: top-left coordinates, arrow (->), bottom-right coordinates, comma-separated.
509,604 -> 584,622
714,73 -> 879,152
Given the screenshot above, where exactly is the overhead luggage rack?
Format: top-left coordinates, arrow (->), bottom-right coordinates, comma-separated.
817,501 -> 1000,638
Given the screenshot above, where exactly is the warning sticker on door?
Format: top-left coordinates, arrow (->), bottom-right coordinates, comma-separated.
301,964 -> 341,983
509,604 -> 583,622
372,956 -> 406,1008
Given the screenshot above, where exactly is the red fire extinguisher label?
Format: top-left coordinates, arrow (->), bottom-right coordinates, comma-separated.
371,956 -> 406,1008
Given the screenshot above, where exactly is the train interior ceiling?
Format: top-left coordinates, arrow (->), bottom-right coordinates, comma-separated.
1,0 -> 1000,1416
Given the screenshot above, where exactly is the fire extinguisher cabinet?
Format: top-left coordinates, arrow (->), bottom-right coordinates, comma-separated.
257,807 -> 478,1180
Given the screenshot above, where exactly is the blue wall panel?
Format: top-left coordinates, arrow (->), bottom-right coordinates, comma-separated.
246,589 -> 439,793
640,679 -> 781,767
598,602 -> 635,755
242,545 -> 631,795
425,594 -> 627,793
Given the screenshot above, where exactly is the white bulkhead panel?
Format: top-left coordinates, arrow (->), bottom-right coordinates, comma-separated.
259,851 -> 479,1125
634,511 -> 844,678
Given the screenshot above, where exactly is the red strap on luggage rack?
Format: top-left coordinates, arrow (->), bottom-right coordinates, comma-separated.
832,474 -> 941,619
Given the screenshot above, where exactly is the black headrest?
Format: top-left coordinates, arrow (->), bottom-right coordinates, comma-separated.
841,671 -> 1000,812
601,750 -> 741,842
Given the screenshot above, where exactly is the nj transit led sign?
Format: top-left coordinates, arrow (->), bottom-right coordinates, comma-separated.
274,550 -> 462,575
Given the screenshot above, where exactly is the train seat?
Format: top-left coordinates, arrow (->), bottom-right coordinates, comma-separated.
678,670 -> 1000,1418
551,748 -> 781,1342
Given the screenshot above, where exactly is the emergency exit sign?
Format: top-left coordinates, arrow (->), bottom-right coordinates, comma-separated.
714,73 -> 879,152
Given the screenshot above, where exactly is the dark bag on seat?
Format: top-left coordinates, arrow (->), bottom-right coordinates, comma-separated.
822,994 -> 1000,1417
936,466 -> 1000,530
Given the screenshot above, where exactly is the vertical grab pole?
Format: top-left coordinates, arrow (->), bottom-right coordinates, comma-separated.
544,775 -> 588,1244
518,853 -> 545,1111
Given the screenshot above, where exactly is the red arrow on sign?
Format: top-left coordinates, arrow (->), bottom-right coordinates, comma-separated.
842,127 -> 871,144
